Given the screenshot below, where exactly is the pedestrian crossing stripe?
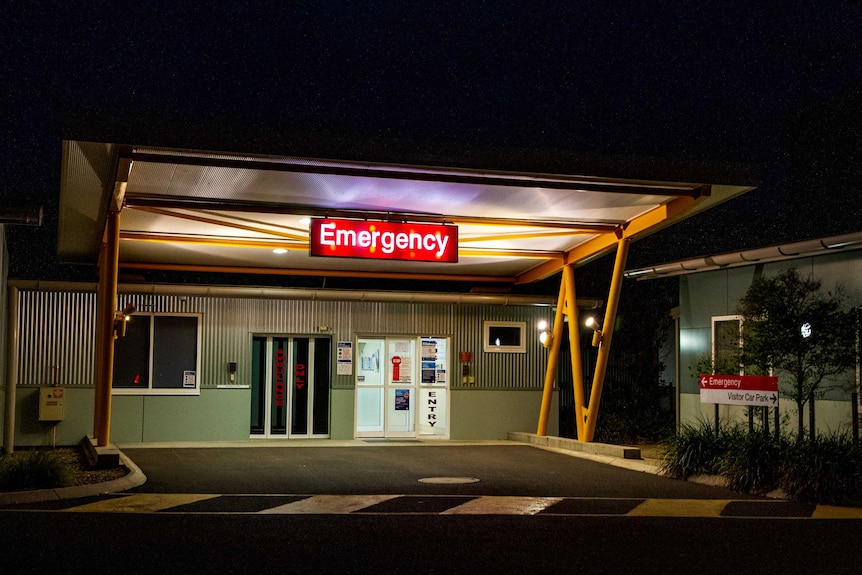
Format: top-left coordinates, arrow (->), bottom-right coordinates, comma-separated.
51,494 -> 862,518
628,498 -> 730,517
63,493 -> 220,513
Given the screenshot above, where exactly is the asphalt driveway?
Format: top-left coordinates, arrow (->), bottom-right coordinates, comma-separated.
122,443 -> 750,499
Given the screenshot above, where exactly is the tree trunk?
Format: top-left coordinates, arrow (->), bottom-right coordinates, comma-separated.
796,398 -> 805,438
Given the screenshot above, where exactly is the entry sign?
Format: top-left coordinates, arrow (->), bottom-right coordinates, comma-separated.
310,218 -> 458,263
699,374 -> 779,407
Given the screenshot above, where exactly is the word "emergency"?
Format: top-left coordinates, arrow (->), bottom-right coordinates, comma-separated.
310,218 -> 459,263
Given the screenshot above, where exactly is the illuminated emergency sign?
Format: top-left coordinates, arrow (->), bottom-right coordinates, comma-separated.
310,218 -> 458,263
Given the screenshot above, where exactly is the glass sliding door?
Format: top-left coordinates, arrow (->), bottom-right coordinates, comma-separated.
250,336 -> 331,438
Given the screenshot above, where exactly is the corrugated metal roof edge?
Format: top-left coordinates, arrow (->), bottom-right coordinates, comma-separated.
624,231 -> 862,280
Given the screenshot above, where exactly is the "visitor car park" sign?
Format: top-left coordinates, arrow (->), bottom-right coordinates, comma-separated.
699,374 -> 779,407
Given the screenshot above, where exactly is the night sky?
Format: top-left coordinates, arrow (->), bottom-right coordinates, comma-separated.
2,1 -> 861,289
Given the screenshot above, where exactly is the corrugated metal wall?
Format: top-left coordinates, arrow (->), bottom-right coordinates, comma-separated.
15,288 -> 555,391
18,290 -> 98,387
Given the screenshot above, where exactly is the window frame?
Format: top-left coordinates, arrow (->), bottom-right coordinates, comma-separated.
112,312 -> 203,396
711,314 -> 744,376
482,320 -> 527,353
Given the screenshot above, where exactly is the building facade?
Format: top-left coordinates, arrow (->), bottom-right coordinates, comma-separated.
633,234 -> 862,435
5,281 -> 562,446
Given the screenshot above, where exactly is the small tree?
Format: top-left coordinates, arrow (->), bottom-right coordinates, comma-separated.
737,268 -> 856,437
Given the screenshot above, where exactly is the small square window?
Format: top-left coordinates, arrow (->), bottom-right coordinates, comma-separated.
483,321 -> 526,353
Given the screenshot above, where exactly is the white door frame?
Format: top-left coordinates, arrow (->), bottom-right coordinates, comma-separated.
354,335 -> 450,439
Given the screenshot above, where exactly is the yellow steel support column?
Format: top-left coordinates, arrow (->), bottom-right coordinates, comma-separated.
582,238 -> 630,442
94,210 -> 120,446
563,265 -> 586,441
536,264 -> 584,437
536,270 -> 567,436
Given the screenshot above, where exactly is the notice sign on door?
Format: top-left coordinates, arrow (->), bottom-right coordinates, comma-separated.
391,355 -> 412,383
699,374 -> 779,407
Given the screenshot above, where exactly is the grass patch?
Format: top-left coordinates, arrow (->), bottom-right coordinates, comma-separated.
658,420 -> 727,479
0,449 -> 75,491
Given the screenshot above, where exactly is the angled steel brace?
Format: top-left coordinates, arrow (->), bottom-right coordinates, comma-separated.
582,238 -> 630,442
536,264 -> 585,438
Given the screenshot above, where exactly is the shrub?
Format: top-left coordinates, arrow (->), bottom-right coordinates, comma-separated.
717,431 -> 788,494
661,425 -> 862,504
0,450 -> 75,491
778,434 -> 862,505
658,421 -> 729,479
594,393 -> 675,445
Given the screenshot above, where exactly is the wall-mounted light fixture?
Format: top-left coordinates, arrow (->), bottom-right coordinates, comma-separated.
537,320 -> 553,348
113,304 -> 136,338
585,316 -> 603,347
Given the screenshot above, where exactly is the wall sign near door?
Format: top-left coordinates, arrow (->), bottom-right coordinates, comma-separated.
337,341 -> 353,375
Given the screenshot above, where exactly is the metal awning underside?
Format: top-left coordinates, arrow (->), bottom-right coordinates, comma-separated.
59,141 -> 753,285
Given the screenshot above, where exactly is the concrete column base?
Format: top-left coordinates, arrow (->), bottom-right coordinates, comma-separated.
508,431 -> 642,459
81,436 -> 121,468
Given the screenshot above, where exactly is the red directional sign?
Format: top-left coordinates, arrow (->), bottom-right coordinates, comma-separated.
699,374 -> 779,407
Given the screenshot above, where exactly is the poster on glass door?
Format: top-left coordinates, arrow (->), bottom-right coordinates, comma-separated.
395,389 -> 410,410
421,339 -> 437,384
390,340 -> 413,383
421,338 -> 447,385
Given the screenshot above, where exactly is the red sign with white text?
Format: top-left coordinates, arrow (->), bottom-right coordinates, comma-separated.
699,374 -> 779,407
310,218 -> 458,263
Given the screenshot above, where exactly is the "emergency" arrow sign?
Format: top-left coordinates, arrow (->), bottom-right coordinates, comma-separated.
699,374 -> 779,407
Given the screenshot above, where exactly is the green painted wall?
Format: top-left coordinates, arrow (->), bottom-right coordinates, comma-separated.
111,395 -> 144,443
330,388 -> 355,440
11,382 -> 557,445
451,389 -> 556,440
119,388 -> 251,443
13,386 -> 95,447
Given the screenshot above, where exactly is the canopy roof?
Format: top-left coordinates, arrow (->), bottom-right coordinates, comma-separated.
59,141 -> 753,286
